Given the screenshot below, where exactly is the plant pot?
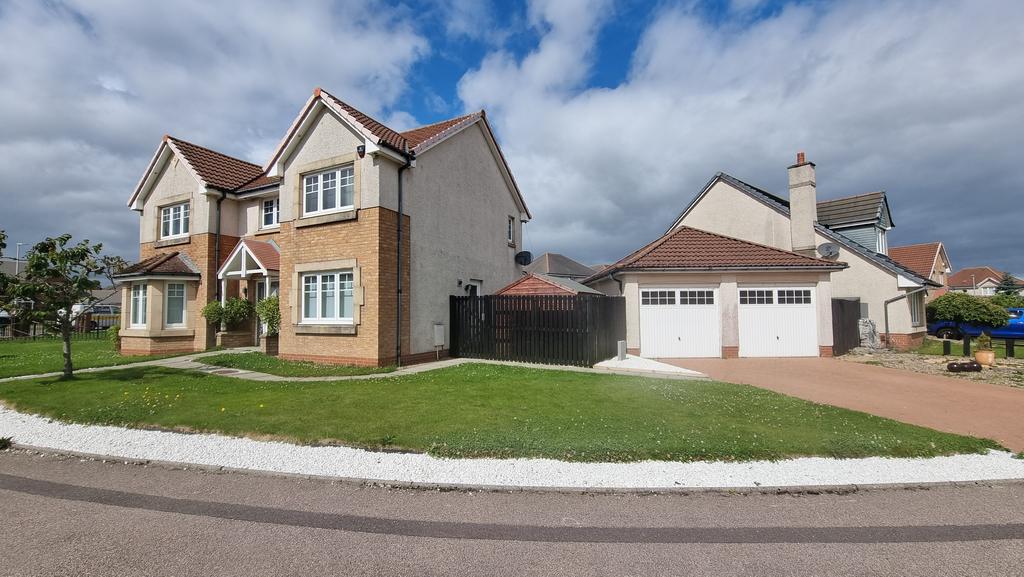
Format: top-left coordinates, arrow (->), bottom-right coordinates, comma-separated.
260,334 -> 279,356
975,350 -> 995,366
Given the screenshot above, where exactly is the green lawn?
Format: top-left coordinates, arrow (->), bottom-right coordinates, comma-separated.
0,337 -> 186,379
917,337 -> 1014,359
200,352 -> 394,377
0,363 -> 1000,462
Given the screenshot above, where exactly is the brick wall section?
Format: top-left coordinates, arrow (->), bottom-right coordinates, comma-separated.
121,335 -> 195,355
881,331 -> 926,351
276,207 -> 410,366
722,346 -> 739,358
134,232 -> 239,352
819,346 -> 834,357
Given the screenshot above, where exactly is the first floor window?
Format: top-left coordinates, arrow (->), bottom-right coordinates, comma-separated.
130,283 -> 147,327
160,202 -> 190,239
262,197 -> 280,228
910,292 -> 925,327
165,283 -> 186,327
301,271 -> 353,323
303,165 -> 354,216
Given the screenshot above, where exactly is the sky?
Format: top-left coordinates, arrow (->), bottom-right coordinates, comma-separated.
0,0 -> 1022,275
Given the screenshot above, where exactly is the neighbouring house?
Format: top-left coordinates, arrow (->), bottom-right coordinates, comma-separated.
585,226 -> 846,358
948,266 -> 1024,296
115,87 -> 531,365
646,153 -> 939,350
523,252 -> 600,281
889,242 -> 952,302
497,272 -> 603,296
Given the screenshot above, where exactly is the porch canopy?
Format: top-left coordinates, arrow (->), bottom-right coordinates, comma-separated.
217,239 -> 280,302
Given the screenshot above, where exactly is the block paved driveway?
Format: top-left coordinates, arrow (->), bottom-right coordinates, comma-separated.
663,357 -> 1024,451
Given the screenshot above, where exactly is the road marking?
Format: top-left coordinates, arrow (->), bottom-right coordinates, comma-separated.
2,473 -> 1022,544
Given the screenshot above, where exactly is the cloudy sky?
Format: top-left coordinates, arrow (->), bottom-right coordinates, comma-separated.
1,0 -> 1021,274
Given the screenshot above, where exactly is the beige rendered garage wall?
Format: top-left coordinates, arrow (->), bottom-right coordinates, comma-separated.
677,180 -> 922,336
595,271 -> 833,355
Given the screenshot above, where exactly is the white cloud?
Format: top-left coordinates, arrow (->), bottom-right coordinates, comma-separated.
0,0 -> 428,259
458,0 -> 1024,271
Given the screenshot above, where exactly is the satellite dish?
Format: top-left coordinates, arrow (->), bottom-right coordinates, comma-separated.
817,243 -> 840,258
514,251 -> 533,266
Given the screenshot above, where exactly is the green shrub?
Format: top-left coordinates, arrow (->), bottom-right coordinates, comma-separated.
107,323 -> 120,343
0,437 -> 12,450
202,298 -> 254,329
977,333 -> 993,351
927,292 -> 1009,328
990,293 -> 1024,309
201,301 -> 224,326
255,296 -> 281,336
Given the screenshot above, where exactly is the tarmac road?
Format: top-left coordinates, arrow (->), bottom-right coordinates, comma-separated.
1,450 -> 1022,576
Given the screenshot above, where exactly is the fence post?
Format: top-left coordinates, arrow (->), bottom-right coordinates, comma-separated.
942,340 -> 951,356
962,336 -> 971,357
1007,340 -> 1015,358
449,295 -> 458,358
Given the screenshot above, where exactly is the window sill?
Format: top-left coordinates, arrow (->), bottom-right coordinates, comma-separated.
294,324 -> 357,335
255,227 -> 280,236
155,236 -> 190,248
295,209 -> 357,228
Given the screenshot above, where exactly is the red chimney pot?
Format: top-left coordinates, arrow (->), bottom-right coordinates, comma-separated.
797,151 -> 806,164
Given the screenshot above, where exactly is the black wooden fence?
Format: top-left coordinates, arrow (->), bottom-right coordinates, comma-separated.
450,294 -> 626,367
831,298 -> 860,356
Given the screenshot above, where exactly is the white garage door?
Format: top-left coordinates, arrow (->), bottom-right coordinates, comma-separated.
639,288 -> 721,358
738,287 -> 818,357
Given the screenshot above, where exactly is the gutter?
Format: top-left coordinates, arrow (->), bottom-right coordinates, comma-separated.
883,287 -> 929,349
395,149 -> 414,367
214,191 -> 227,300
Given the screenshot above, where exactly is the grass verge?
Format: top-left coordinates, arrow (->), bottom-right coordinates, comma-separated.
200,352 -> 395,377
0,337 -> 188,379
916,337 -> 1014,359
0,363 -> 1002,462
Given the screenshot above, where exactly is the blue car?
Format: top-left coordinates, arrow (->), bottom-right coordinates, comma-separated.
928,308 -> 1024,340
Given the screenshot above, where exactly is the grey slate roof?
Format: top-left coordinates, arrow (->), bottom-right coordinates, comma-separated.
816,191 -> 892,228
524,253 -> 599,279
533,273 -> 604,295
673,173 -> 937,287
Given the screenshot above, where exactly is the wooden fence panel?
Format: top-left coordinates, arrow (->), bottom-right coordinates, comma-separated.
450,294 -> 626,367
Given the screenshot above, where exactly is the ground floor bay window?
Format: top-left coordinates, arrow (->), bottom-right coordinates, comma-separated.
302,271 -> 354,324
130,283 -> 148,328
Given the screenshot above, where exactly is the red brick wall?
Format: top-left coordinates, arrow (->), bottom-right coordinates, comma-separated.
881,332 -> 926,351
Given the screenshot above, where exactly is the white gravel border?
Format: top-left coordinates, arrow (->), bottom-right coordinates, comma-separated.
3,407 -> 1023,490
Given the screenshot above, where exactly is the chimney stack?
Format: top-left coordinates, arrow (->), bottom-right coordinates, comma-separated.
788,152 -> 817,257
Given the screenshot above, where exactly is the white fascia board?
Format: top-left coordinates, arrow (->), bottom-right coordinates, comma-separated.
897,274 -> 923,289
129,143 -> 174,210
263,93 -> 319,175
267,99 -> 326,177
114,274 -> 200,285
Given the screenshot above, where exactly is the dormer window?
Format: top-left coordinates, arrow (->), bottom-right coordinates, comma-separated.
160,202 -> 190,239
303,165 -> 354,217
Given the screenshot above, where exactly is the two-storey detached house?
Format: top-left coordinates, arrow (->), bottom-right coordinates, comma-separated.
117,88 -> 531,366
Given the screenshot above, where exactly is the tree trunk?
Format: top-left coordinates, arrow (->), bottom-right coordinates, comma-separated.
61,322 -> 74,378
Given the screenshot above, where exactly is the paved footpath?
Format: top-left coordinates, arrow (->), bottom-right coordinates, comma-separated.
670,358 -> 1024,452
1,450 -> 1022,576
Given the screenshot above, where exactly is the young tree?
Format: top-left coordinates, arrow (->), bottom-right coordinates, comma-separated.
100,254 -> 128,288
927,292 -> 1009,329
12,235 -> 104,378
995,272 -> 1021,295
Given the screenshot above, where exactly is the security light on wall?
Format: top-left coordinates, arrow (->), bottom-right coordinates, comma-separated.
357,145 -> 366,158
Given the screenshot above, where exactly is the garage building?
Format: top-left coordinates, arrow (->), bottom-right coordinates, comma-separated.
585,226 -> 847,358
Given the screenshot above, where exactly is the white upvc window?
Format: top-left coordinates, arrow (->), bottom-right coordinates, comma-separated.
910,291 -> 925,327
130,283 -> 147,328
301,271 -> 354,324
160,202 -> 190,239
262,197 -> 280,228
507,216 -> 515,244
165,282 -> 186,327
303,165 -> 354,217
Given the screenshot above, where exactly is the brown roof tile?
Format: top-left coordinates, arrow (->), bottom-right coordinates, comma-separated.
235,174 -> 282,192
117,252 -> 200,278
401,113 -> 479,150
948,266 -> 1021,288
241,239 -> 280,271
166,136 -> 264,191
889,242 -> 942,279
587,226 -> 844,282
